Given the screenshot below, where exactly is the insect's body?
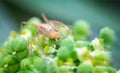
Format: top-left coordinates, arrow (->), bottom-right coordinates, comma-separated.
34,24 -> 60,39
21,14 -> 69,40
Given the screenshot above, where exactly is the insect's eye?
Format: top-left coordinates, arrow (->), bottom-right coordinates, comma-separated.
54,29 -> 59,32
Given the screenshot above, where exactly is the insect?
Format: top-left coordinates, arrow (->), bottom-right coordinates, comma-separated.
21,14 -> 69,40
34,23 -> 60,39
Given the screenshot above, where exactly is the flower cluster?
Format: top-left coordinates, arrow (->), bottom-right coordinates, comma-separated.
0,17 -> 117,73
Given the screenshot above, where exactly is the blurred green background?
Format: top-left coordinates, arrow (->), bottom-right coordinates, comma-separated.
0,0 -> 120,69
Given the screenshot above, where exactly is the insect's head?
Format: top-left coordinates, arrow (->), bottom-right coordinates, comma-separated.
52,28 -> 60,39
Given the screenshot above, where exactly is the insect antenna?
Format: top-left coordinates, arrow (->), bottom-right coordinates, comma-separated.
41,13 -> 49,24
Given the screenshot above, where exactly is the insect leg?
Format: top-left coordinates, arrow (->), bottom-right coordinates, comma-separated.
41,13 -> 49,24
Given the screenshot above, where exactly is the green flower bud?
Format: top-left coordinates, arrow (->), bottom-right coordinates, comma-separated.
27,17 -> 42,25
46,61 -> 58,73
57,46 -> 71,61
77,62 -> 94,73
21,24 -> 37,35
14,49 -> 28,61
20,58 -> 31,69
100,27 -> 116,48
32,56 -> 46,73
94,66 -> 108,73
91,38 -> 104,50
0,55 -> 19,73
72,20 -> 91,40
5,37 -> 27,54
0,55 -> 17,67
75,47 -> 90,62
6,63 -> 20,73
90,50 -> 111,66
20,29 -> 32,41
60,36 -> 74,49
75,40 -> 94,51
58,66 -> 71,73
107,66 -> 117,73
5,41 -> 13,54
12,37 -> 27,52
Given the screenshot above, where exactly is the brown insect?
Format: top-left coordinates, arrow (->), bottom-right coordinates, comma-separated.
34,23 -> 60,39
21,14 -> 69,40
